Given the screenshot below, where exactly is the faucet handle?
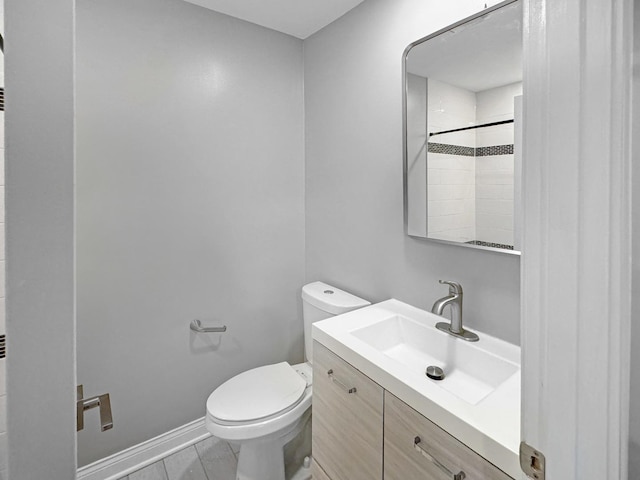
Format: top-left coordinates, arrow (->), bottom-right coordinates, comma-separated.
439,280 -> 463,295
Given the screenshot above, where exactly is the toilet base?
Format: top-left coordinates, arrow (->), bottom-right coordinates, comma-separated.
235,409 -> 311,480
236,438 -> 285,480
288,457 -> 312,480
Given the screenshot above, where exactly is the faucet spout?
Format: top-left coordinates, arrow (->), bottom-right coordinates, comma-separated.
431,280 -> 478,342
431,294 -> 459,317
431,294 -> 463,333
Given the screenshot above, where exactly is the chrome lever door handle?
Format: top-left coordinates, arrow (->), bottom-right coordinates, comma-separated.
327,369 -> 357,394
414,436 -> 465,480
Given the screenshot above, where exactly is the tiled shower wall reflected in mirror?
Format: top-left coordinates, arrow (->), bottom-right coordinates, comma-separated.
0,1 -> 6,478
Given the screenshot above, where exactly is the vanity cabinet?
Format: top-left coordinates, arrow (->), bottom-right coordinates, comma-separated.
312,341 -> 384,480
312,341 -> 514,480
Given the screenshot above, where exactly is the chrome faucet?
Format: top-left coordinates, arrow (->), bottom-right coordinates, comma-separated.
431,280 -> 478,342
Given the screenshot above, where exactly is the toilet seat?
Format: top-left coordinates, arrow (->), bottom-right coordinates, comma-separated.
207,362 -> 307,425
206,362 -> 313,442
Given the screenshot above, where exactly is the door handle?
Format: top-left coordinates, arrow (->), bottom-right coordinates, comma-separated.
77,385 -> 113,432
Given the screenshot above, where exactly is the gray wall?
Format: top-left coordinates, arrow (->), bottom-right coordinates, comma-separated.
76,0 -> 304,465
303,0 -> 520,344
630,2 -> 639,476
6,0 -> 77,478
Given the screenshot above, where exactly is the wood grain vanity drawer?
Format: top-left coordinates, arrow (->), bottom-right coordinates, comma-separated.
312,341 -> 384,480
384,392 -> 513,480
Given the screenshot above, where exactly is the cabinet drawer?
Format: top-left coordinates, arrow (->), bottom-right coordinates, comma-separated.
384,392 -> 513,480
312,341 -> 384,480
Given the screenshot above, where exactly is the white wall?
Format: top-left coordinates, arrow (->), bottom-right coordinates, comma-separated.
304,0 -> 521,344
76,0 -> 304,466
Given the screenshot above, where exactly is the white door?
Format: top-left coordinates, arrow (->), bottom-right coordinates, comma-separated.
5,0 -> 77,479
521,0 -> 633,479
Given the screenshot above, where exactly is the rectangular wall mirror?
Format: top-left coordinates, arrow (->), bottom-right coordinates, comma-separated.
403,0 -> 522,255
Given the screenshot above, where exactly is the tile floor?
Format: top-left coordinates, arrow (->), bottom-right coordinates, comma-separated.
118,436 -> 238,480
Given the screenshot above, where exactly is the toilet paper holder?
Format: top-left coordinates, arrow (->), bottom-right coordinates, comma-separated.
190,319 -> 227,333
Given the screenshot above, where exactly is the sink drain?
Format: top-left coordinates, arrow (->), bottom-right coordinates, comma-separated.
426,365 -> 445,381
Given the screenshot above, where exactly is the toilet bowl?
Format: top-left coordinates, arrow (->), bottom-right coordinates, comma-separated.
205,282 -> 369,480
206,362 -> 312,480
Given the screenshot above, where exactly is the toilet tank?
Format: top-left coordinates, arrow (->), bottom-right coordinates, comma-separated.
301,281 -> 370,363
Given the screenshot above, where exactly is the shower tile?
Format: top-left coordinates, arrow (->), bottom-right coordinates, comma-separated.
164,446 -> 208,480
129,461 -> 168,480
195,436 -> 237,480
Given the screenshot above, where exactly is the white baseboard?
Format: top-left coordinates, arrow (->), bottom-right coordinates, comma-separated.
77,417 -> 211,480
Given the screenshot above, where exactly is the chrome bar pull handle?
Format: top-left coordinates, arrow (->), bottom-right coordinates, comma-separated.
190,319 -> 227,333
77,385 -> 84,432
97,394 -> 113,431
414,436 -> 465,480
77,385 -> 113,432
327,369 -> 357,394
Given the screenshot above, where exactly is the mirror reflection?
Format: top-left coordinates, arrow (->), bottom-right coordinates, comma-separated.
404,1 -> 522,254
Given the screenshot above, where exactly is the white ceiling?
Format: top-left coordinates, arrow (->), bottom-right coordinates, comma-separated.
406,2 -> 522,92
183,0 -> 366,39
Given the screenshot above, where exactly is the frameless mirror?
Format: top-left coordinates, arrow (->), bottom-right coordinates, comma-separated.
403,0 -> 522,254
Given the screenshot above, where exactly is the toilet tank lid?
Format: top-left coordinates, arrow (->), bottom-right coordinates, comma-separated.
301,281 -> 370,315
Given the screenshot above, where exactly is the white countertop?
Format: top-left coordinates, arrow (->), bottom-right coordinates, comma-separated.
312,299 -> 523,479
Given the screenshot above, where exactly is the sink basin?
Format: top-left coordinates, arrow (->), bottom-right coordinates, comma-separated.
350,314 -> 518,405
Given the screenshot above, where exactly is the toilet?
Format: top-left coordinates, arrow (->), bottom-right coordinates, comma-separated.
205,281 -> 370,480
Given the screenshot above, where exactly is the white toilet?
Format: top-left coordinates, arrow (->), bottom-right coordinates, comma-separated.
205,281 -> 370,480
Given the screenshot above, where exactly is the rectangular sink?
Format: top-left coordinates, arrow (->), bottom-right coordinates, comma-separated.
350,314 -> 519,405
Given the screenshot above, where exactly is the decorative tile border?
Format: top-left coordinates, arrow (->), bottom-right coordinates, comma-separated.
427,142 -> 513,157
465,240 -> 514,250
427,142 -> 474,156
475,144 -> 514,156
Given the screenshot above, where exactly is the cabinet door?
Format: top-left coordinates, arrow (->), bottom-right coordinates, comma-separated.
312,341 -> 384,480
384,392 -> 513,480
